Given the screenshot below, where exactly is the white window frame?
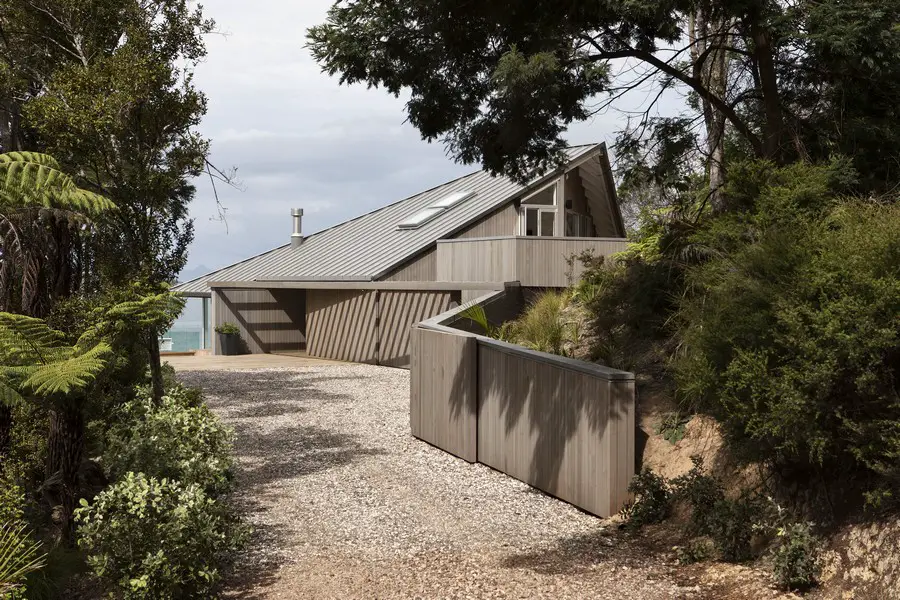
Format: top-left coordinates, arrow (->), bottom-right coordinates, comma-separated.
518,181 -> 558,236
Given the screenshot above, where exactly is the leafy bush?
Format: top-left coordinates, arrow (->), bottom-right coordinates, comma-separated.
675,201 -> 900,492
214,322 -> 239,335
580,253 -> 680,373
75,472 -> 243,600
671,457 -> 763,562
656,412 -> 689,445
675,537 -> 716,565
104,384 -> 233,495
772,522 -> 821,592
624,468 -> 671,527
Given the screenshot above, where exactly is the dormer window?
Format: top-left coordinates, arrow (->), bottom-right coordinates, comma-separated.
519,183 -> 557,236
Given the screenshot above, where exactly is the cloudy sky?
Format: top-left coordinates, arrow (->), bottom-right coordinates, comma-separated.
182,0 -> 684,281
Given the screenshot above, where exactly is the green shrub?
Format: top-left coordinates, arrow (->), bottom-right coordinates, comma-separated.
506,291 -> 575,356
656,412 -> 689,445
675,537 -> 716,565
624,468 -> 672,528
671,457 -> 764,562
75,472 -> 243,600
675,201 -> 900,491
214,322 -> 239,335
103,384 -> 233,496
772,522 -> 821,592
0,465 -> 25,528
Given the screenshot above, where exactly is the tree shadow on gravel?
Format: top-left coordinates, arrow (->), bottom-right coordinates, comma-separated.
500,527 -> 677,576
178,369 -> 385,599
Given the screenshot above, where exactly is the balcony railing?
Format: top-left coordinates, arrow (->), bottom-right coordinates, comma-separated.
436,236 -> 629,287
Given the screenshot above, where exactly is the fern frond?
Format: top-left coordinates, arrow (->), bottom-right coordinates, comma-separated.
0,312 -> 65,365
22,342 -> 111,396
0,378 -> 24,409
0,152 -> 115,215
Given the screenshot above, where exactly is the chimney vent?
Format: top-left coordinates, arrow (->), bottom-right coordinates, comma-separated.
291,208 -> 304,248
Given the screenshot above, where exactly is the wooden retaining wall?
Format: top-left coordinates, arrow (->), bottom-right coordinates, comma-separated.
409,292 -> 635,517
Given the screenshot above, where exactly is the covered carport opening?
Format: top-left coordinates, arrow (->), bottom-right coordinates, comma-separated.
209,280 -> 513,368
210,287 -> 307,355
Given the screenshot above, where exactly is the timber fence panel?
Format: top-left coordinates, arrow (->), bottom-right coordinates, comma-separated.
409,327 -> 478,462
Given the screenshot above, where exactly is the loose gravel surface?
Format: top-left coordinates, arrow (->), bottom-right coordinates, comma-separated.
179,365 -> 709,600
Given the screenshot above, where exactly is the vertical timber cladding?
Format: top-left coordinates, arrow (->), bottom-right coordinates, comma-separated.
409,327 -> 477,462
306,288 -> 456,366
378,291 -> 456,368
212,288 -> 306,354
476,342 -> 634,517
306,289 -> 378,363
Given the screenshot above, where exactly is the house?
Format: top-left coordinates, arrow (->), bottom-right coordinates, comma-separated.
173,143 -> 629,367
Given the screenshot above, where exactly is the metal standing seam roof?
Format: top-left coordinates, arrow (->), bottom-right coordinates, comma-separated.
173,144 -> 605,295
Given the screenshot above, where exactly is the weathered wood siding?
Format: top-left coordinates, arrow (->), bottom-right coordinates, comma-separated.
379,247 -> 438,281
306,289 -> 378,363
306,288 -> 456,367
477,343 -> 634,517
454,203 -> 518,239
436,237 -> 629,287
409,327 -> 477,462
436,237 -> 518,283
378,291 -> 455,368
579,161 -> 619,237
211,288 -> 306,355
409,288 -> 636,517
515,237 -> 628,286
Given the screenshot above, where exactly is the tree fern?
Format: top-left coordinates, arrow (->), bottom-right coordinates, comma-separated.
0,152 -> 115,215
0,312 -> 111,401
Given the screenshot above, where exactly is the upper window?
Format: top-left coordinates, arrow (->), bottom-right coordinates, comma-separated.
397,190 -> 475,229
519,182 -> 558,236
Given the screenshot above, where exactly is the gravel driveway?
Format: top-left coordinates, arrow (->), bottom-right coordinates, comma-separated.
178,365 -> 705,599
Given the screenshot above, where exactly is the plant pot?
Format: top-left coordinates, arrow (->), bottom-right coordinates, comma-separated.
217,332 -> 241,356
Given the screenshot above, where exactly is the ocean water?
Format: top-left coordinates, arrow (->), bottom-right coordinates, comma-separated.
161,328 -> 206,352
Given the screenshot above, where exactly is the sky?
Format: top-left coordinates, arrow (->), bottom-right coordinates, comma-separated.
181,0 -> 685,282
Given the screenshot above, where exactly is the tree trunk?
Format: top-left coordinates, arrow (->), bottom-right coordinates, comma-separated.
751,22 -> 784,161
690,5 -> 731,211
0,405 -> 12,468
147,331 -> 164,405
47,402 -> 85,546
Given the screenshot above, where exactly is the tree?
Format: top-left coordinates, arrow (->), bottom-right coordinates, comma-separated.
308,0 -> 900,197
0,152 -> 115,316
0,312 -> 111,544
0,0 -> 214,288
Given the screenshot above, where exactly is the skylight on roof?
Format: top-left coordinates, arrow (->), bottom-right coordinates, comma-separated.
429,190 -> 475,209
397,189 -> 477,230
397,207 -> 444,229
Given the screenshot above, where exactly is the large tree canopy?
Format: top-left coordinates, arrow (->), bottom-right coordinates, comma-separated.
309,0 -> 900,196
0,0 -> 214,290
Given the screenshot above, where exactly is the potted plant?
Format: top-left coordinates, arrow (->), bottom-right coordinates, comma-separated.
215,322 -> 242,355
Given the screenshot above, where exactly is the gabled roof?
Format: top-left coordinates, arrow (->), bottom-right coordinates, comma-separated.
174,143 -> 612,296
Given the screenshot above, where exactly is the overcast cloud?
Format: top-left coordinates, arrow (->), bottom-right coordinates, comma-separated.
183,0 -> 685,281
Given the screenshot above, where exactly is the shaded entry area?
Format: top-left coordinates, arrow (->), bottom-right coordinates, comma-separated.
212,288 -> 307,355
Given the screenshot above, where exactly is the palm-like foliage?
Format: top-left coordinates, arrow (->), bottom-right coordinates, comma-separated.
0,312 -> 111,405
0,152 -> 115,317
0,152 -> 114,214
0,522 -> 46,595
